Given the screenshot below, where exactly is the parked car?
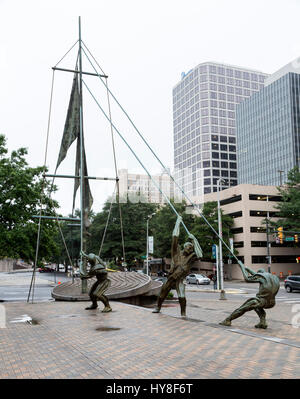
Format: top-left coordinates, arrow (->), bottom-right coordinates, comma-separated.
186,273 -> 211,285
154,276 -> 167,284
284,275 -> 300,292
73,269 -> 80,277
38,266 -> 54,273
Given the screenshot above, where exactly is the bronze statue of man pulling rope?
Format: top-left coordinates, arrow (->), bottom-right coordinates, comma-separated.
80,250 -> 112,312
153,216 -> 202,317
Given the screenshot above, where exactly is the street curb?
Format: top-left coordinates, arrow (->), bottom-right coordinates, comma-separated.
185,288 -> 248,294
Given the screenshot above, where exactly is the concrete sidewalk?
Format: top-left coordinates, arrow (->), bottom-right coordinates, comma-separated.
0,297 -> 299,379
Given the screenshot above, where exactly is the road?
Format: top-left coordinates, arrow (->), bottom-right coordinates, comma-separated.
1,271 -> 300,304
0,271 -> 75,302
185,280 -> 300,305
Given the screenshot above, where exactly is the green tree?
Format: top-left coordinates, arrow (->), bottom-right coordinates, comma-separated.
88,195 -> 157,267
150,200 -> 194,258
150,200 -> 235,261
0,135 -> 60,262
274,166 -> 300,231
190,201 -> 235,261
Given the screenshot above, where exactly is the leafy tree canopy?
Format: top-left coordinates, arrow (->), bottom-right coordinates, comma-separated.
275,166 -> 300,231
87,195 -> 157,266
189,201 -> 235,260
0,134 -> 60,262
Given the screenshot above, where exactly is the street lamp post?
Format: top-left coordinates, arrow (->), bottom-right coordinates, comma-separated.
146,213 -> 156,275
217,178 -> 226,299
266,213 -> 271,273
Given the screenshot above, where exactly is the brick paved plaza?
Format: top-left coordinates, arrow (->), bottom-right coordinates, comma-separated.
0,295 -> 299,380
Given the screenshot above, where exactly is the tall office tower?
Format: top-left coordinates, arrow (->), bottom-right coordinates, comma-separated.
172,62 -> 268,199
237,61 -> 300,186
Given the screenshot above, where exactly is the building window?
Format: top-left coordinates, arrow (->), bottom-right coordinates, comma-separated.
251,241 -> 267,247
228,211 -> 242,218
250,210 -> 279,217
230,226 -> 243,234
250,226 -> 266,233
234,241 -> 244,248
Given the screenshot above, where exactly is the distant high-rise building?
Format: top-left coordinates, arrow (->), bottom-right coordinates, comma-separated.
172,62 -> 269,199
118,169 -> 175,204
237,61 -> 300,186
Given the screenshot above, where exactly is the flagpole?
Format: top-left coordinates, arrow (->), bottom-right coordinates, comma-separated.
79,16 -> 87,294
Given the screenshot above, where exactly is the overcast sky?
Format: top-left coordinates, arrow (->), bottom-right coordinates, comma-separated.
1,0 -> 300,215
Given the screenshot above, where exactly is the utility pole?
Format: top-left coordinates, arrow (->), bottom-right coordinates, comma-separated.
146,213 -> 156,275
217,179 -> 225,291
278,170 -> 284,186
266,209 -> 271,274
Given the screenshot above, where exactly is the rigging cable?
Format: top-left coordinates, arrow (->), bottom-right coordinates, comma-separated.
98,183 -> 116,257
27,70 -> 56,303
104,76 -> 126,265
82,80 -> 192,237
81,42 -> 238,263
54,40 -> 79,68
27,68 -> 77,302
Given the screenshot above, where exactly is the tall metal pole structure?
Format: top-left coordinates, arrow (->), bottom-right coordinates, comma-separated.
278,170 -> 284,186
266,194 -> 271,273
146,213 -> 155,275
217,179 -> 224,291
146,217 -> 149,275
78,16 -> 87,293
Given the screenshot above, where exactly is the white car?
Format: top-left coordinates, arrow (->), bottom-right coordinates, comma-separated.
72,269 -> 80,277
186,273 -> 211,285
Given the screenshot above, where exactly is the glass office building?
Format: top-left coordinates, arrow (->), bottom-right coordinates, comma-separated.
172,62 -> 268,198
237,72 -> 300,185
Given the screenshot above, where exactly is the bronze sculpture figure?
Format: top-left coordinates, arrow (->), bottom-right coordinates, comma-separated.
153,215 -> 202,317
219,262 -> 280,329
80,250 -> 112,312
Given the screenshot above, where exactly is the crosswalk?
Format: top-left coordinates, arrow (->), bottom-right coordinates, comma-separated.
241,294 -> 300,304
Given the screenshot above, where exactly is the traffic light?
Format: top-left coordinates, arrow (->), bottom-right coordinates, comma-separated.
296,257 -> 300,263
277,227 -> 283,244
295,234 -> 298,243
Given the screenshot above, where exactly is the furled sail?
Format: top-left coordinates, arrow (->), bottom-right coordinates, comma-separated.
55,69 -> 93,227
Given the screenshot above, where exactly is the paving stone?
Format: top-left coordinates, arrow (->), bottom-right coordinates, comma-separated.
0,300 -> 299,379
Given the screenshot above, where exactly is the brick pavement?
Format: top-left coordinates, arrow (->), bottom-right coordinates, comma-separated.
0,298 -> 299,379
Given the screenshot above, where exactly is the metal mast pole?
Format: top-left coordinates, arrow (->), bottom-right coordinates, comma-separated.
217,179 -> 224,291
266,197 -> 271,274
146,218 -> 149,275
79,16 -> 87,293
